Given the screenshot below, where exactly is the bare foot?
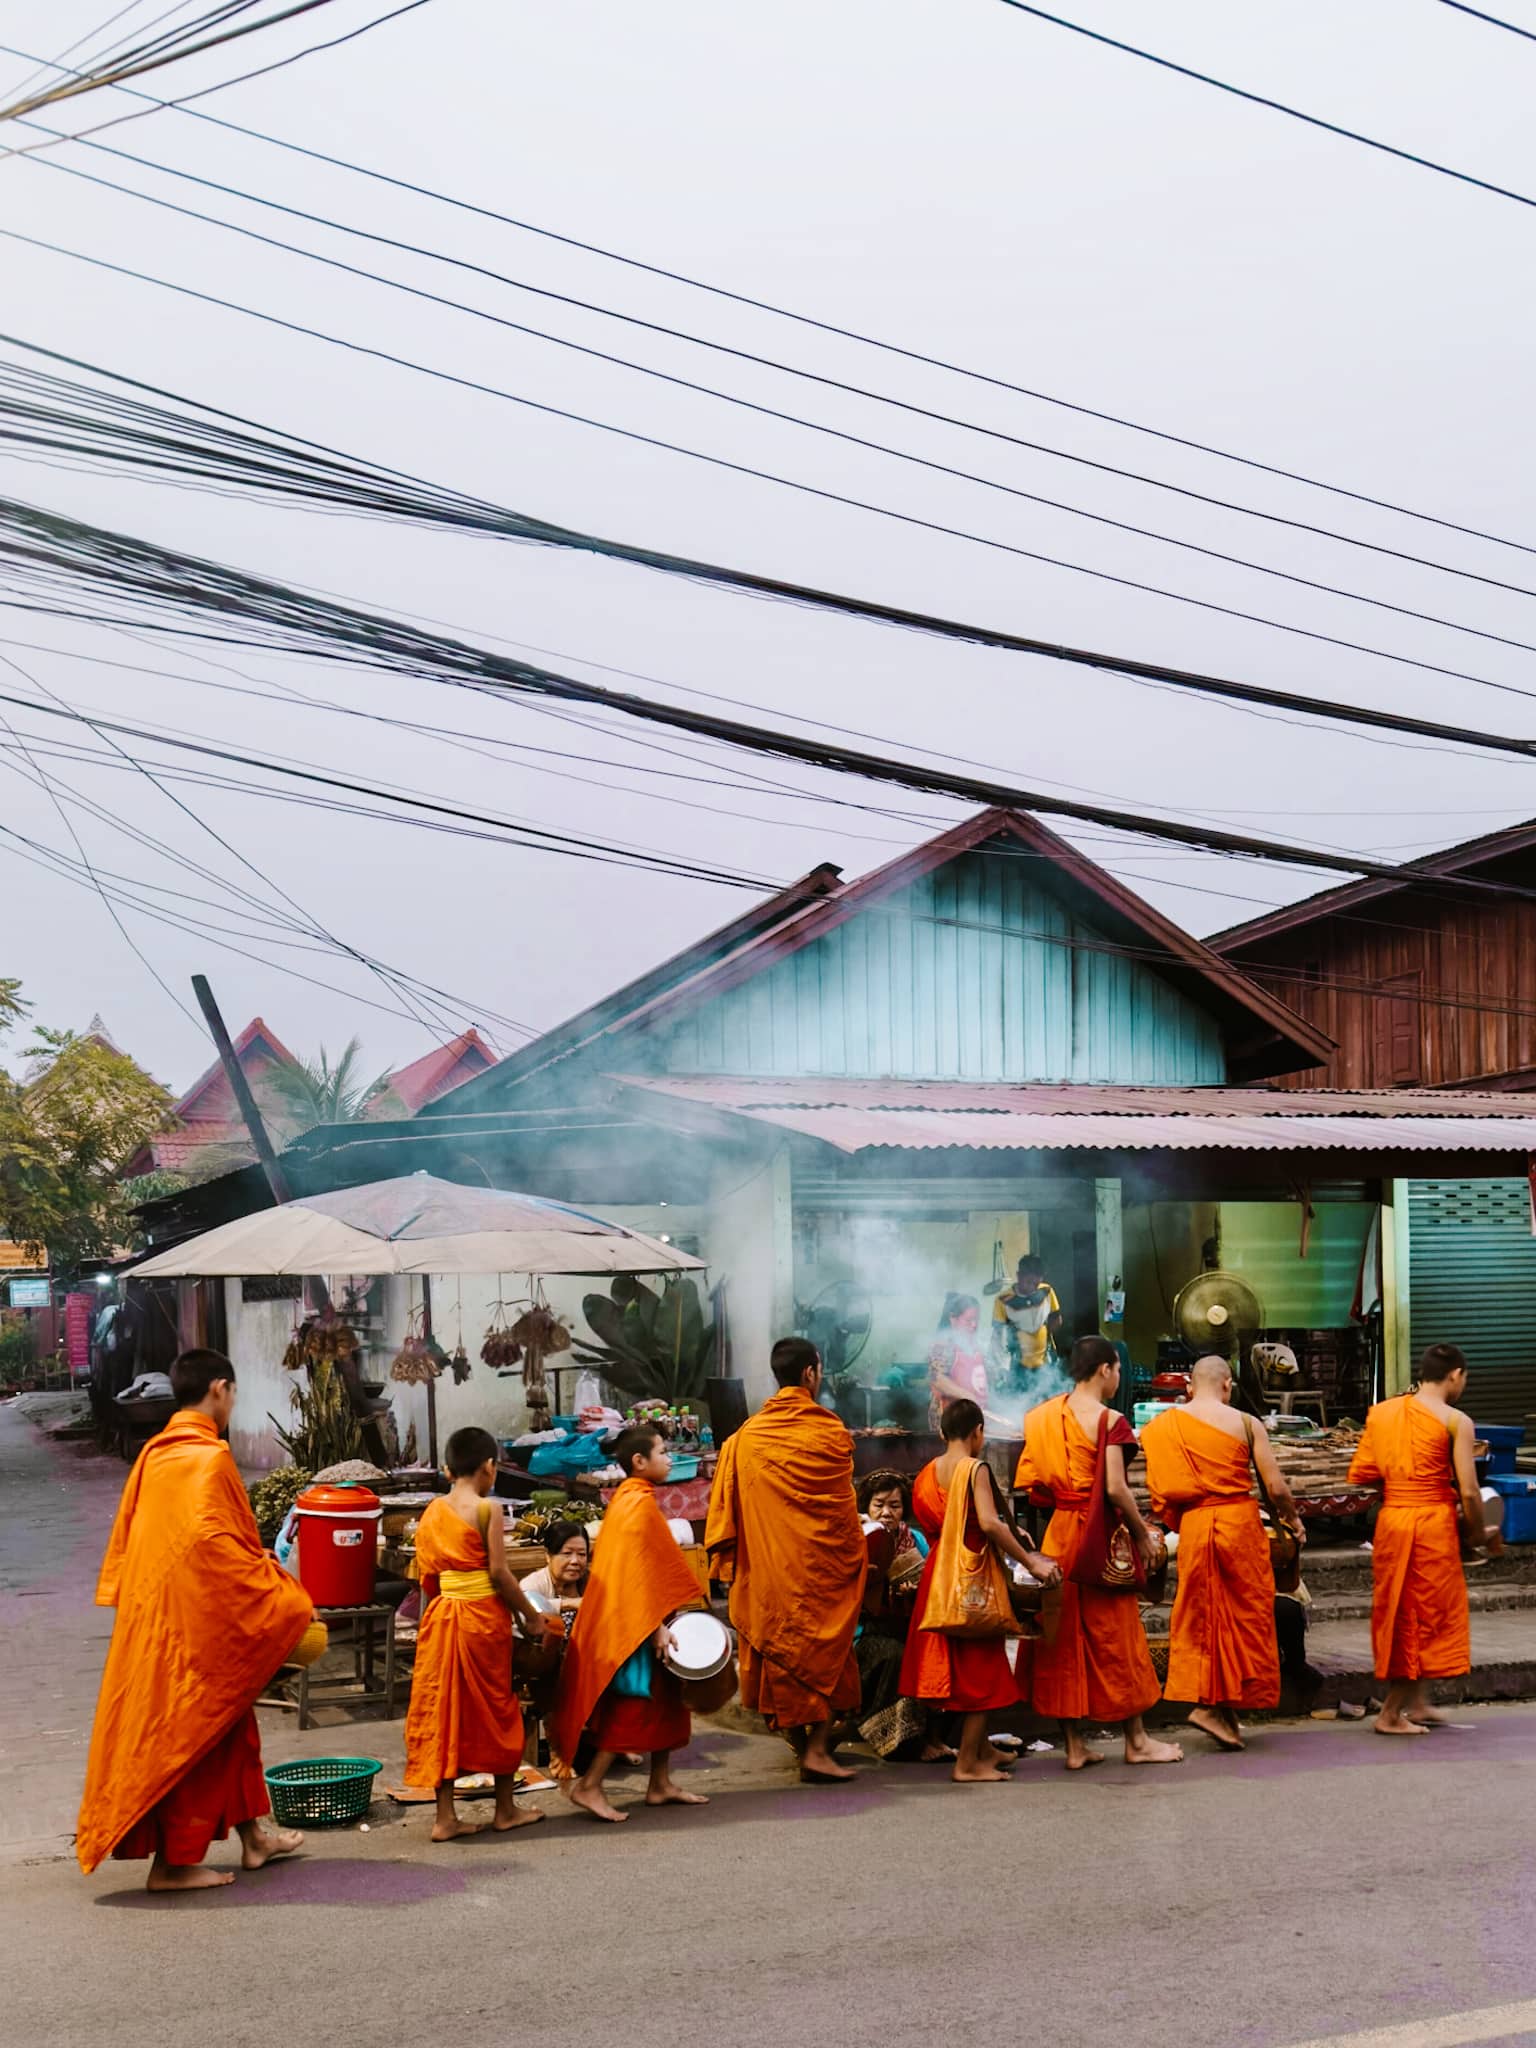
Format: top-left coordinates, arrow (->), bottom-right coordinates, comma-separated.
146,1860 -> 234,1892
492,1806 -> 546,1832
1125,1737 -> 1184,1765
800,1757 -> 858,1782
983,1746 -> 1017,1769
645,1782 -> 709,1806
1189,1708 -> 1244,1753
430,1817 -> 487,1841
1407,1710 -> 1449,1728
1374,1715 -> 1428,1738
920,1742 -> 957,1762
565,1781 -> 628,1823
951,1761 -> 1011,1782
1065,1748 -> 1106,1772
240,1824 -> 304,1869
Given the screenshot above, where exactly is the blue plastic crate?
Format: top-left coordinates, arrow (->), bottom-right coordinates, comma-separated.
1478,1425 -> 1525,1477
1490,1473 -> 1536,1544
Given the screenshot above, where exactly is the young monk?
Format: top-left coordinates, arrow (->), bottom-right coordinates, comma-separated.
1015,1335 -> 1183,1770
553,1424 -> 708,1822
1142,1356 -> 1298,1752
1348,1342 -> 1495,1737
405,1426 -> 550,1842
705,1337 -> 867,1782
900,1399 -> 1062,1782
77,1348 -> 315,1891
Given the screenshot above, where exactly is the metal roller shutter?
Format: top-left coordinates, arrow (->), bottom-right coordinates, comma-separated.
1409,1178 -> 1536,1427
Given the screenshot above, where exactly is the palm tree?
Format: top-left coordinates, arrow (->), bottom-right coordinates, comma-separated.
264,1038 -> 398,1137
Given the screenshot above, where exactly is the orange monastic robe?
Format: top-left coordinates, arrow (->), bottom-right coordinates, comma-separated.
1348,1394 -> 1470,1683
1015,1396 -> 1161,1724
77,1409 -> 313,1874
1141,1409 -> 1279,1711
898,1460 -> 1026,1713
705,1387 -> 865,1731
404,1499 -> 524,1786
551,1477 -> 704,1767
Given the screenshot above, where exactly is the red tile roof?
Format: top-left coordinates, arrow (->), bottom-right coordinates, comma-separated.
375,1028 -> 496,1114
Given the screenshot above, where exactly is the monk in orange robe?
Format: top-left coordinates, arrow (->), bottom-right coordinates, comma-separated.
1015,1336 -> 1182,1770
1142,1356 -> 1294,1752
705,1338 -> 866,1781
900,1397 -> 1061,1781
554,1425 -> 708,1822
77,1349 -> 314,1891
404,1426 -> 549,1841
1347,1342 -> 1494,1737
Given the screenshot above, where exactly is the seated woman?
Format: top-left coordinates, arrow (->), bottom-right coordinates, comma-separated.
899,1398 -> 1062,1784
851,1470 -> 947,1761
927,1293 -> 992,1432
519,1521 -> 591,1614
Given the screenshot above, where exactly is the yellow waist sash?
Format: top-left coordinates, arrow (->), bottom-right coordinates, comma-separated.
436,1567 -> 496,1601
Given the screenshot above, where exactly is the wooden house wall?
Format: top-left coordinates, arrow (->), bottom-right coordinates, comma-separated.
647,850 -> 1226,1083
1224,874 -> 1536,1088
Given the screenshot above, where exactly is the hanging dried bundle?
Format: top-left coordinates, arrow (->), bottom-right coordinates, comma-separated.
509,1299 -> 570,1429
481,1327 -> 522,1371
281,1308 -> 360,1373
389,1333 -> 442,1386
449,1341 -> 471,1386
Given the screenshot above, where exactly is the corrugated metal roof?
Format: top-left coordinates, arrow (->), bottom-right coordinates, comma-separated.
613,1074 -> 1536,1155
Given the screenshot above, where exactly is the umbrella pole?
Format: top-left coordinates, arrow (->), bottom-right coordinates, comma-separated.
422,1275 -> 439,1470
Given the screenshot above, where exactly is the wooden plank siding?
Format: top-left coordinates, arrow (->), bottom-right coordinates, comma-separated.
1224,870 -> 1536,1089
648,849 -> 1226,1083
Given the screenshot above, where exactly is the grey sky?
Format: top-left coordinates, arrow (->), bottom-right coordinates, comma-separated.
1,0 -> 1532,1092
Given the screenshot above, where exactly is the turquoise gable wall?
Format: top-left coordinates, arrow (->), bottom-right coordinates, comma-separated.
648,850 -> 1226,1082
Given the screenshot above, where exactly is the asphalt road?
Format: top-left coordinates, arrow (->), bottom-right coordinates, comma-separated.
7,1408 -> 1536,2048
7,1706 -> 1536,2048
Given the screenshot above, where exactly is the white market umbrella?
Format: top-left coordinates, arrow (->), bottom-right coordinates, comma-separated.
131,1171 -> 703,1278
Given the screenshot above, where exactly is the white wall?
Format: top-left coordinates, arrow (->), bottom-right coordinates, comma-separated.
225,1282 -> 303,1472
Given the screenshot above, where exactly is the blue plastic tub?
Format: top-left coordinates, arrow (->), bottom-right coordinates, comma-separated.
1490,1473 -> 1536,1543
1477,1424 -> 1525,1477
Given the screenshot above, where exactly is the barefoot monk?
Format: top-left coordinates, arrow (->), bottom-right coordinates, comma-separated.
77,1349 -> 315,1891
1015,1336 -> 1183,1771
553,1425 -> 709,1823
706,1338 -> 866,1781
1142,1356 -> 1294,1753
1348,1343 -> 1495,1737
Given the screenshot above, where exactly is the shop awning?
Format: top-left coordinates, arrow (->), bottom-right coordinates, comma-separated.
613,1075 -> 1536,1155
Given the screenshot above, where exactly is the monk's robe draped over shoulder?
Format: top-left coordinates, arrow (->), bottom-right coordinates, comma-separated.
404,1498 -> 524,1787
898,1460 -> 1026,1712
77,1410 -> 313,1873
1348,1395 -> 1470,1683
551,1477 -> 703,1769
705,1387 -> 865,1730
1014,1395 -> 1161,1724
1142,1409 -> 1279,1711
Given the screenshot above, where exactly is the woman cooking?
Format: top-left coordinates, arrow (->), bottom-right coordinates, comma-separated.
927,1293 -> 992,1431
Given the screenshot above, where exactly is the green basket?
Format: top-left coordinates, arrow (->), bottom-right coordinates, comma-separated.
265,1756 -> 382,1827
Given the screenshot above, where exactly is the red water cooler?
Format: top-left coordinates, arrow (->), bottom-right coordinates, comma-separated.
293,1482 -> 382,1606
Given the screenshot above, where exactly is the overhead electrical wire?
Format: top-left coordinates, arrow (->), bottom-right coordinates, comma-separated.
5,496 -> 1536,903
0,0 -> 348,123
4,35 -> 1530,566
2,335 -> 1535,767
16,177 -> 1536,696
1435,2 -> 1536,46
992,3 -> 1536,218
13,120 -> 1536,616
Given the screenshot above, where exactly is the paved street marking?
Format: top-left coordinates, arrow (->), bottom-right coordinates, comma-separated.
1282,1999 -> 1536,2047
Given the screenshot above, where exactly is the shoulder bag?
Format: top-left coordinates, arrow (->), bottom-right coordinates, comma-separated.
918,1458 -> 1021,1638
1243,1416 -> 1303,1595
1069,1409 -> 1149,1594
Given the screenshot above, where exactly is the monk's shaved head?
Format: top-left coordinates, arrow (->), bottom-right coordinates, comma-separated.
1191,1355 -> 1234,1392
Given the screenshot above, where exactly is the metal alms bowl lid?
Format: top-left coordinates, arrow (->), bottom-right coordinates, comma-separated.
662,1611 -> 732,1681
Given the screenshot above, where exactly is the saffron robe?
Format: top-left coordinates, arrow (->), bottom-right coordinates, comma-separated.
404,1498 -> 525,1785
77,1408 -> 313,1872
1348,1395 -> 1471,1682
898,1460 -> 1026,1713
705,1387 -> 864,1730
1015,1396 -> 1161,1724
1141,1408 -> 1279,1710
551,1477 -> 703,1766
